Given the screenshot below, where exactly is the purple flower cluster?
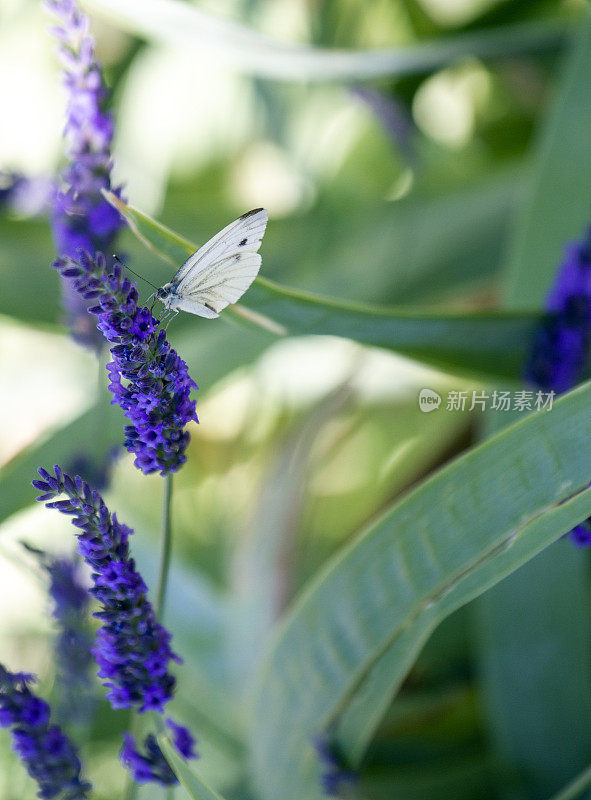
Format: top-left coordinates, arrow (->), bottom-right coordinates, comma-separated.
45,0 -> 124,348
53,251 -> 198,475
525,231 -> 591,546
42,553 -> 95,725
121,719 -> 197,786
313,736 -> 357,798
34,466 -> 181,713
0,664 -> 91,799
525,234 -> 591,393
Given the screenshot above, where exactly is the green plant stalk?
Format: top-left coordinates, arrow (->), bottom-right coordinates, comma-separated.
549,764 -> 591,800
123,473 -> 174,800
156,473 -> 174,618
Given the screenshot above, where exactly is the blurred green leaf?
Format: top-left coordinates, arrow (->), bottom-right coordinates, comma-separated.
476,13 -> 591,796
227,382 -> 355,689
250,381 -> 591,800
505,11 -> 591,307
162,172 -> 520,307
158,736 -> 228,800
0,399 -> 121,524
0,219 -> 60,325
105,192 -> 543,381
360,755 -> 493,800
549,764 -> 591,800
85,0 -> 571,81
474,539 -> 591,796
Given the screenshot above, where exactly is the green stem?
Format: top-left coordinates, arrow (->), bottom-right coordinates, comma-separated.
123,474 -> 174,800
156,473 -> 174,619
549,765 -> 591,800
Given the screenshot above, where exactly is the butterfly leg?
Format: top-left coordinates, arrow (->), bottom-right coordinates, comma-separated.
164,310 -> 179,331
156,308 -> 172,325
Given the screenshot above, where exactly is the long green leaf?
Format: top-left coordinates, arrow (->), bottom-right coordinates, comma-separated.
0,401 -> 122,524
249,381 -> 591,800
478,12 -> 591,794
84,0 -> 570,82
158,736 -> 229,800
505,11 -> 591,307
104,191 -> 542,381
549,764 -> 591,800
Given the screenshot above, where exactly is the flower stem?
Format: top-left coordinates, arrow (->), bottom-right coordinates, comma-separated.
156,473 -> 174,619
123,473 -> 174,800
549,764 -> 591,800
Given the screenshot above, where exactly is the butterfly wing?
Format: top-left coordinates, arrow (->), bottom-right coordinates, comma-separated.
174,252 -> 262,318
172,208 -> 268,287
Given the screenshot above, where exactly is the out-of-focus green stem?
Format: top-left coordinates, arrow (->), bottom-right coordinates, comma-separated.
549,764 -> 591,800
124,473 -> 174,800
156,473 -> 174,618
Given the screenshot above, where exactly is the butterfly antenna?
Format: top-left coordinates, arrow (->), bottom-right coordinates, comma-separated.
112,254 -> 159,290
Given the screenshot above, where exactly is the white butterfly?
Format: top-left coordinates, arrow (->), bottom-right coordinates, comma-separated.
156,208 -> 268,319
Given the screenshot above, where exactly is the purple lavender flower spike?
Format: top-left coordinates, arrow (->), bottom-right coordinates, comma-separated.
28,548 -> 96,726
0,664 -> 91,799
121,722 -> 197,786
166,718 -> 198,760
350,86 -> 415,162
313,736 -> 357,798
53,252 -> 198,475
525,228 -> 591,546
34,466 -> 181,713
45,0 -> 124,349
525,229 -> 591,394
570,520 -> 591,548
121,733 -> 178,785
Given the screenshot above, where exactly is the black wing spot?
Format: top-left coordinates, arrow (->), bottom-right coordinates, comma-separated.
239,208 -> 263,220
205,302 -> 216,312
239,238 -> 248,247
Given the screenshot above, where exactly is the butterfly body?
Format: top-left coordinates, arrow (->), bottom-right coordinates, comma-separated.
156,208 -> 268,319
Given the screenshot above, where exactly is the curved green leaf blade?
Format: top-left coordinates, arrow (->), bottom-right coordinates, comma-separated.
104,192 -> 542,381
549,763 -> 591,800
158,736 -> 229,800
505,11 -> 591,307
85,0 -> 570,82
249,381 -> 591,800
484,12 -> 591,791
0,401 -> 122,525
